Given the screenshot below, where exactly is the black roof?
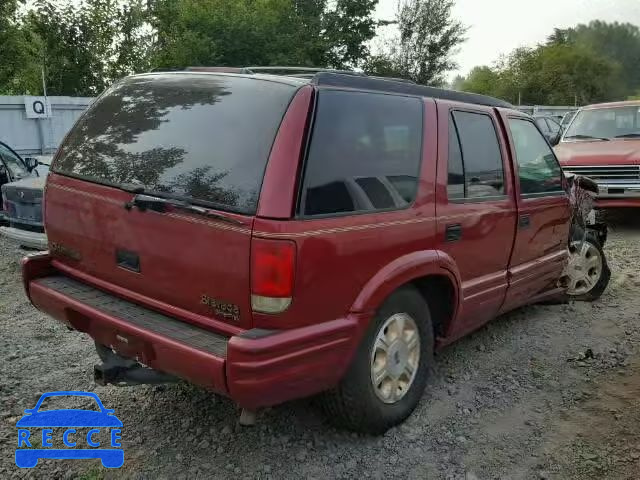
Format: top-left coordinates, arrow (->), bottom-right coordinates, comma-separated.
173,66 -> 513,109
311,73 -> 514,109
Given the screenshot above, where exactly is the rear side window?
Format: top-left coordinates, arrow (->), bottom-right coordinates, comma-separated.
508,118 -> 563,195
300,90 -> 423,216
53,74 -> 297,214
448,111 -> 505,199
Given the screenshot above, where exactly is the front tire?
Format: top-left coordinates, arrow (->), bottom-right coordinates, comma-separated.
319,286 -> 434,434
562,231 -> 610,301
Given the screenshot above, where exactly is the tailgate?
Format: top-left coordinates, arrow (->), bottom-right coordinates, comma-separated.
45,174 -> 254,329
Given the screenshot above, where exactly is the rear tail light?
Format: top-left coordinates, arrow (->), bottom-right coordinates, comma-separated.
251,238 -> 296,314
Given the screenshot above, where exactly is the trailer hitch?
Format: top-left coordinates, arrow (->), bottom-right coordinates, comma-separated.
94,342 -> 177,386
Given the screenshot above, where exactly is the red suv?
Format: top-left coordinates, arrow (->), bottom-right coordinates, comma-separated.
22,69 -> 609,433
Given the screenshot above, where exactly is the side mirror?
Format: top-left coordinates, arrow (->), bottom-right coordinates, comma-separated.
549,133 -> 561,146
24,157 -> 39,172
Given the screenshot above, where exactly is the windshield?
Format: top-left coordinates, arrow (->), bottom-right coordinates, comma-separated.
563,106 -> 640,141
53,74 -> 297,214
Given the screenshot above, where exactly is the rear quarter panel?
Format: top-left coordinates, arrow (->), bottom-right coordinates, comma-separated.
252,98 -> 440,330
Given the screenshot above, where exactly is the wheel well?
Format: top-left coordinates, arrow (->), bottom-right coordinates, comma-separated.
412,275 -> 456,339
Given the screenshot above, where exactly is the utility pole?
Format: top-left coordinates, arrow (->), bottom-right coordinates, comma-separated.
38,64 -> 49,155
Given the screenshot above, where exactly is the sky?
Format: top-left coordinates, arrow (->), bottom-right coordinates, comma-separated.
375,0 -> 640,80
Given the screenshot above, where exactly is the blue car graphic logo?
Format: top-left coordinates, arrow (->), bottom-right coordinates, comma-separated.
16,391 -> 123,468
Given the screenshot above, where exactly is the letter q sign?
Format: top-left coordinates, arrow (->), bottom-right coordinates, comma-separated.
24,96 -> 52,119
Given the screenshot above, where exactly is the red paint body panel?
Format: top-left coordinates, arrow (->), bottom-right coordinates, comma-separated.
44,173 -> 255,330
227,316 -> 363,408
499,109 -> 571,311
595,198 -> 640,208
28,277 -> 229,392
257,86 -> 314,219
434,101 -> 518,334
251,99 -> 440,330
555,139 -> 640,166
555,100 -> 640,208
25,76 -> 578,410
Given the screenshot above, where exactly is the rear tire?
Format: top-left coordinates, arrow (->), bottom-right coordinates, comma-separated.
319,286 -> 434,434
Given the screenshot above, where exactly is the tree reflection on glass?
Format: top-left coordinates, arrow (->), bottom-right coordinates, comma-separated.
54,73 -> 297,213
56,74 -> 231,197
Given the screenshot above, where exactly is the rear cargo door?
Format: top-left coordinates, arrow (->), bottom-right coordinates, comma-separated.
45,73 -> 299,330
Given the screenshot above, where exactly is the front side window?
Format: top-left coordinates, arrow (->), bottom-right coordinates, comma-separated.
448,111 -> 505,199
509,118 -> 563,195
300,90 -> 423,216
564,106 -> 640,140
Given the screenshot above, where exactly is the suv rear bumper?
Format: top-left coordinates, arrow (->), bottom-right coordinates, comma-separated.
23,254 -> 362,408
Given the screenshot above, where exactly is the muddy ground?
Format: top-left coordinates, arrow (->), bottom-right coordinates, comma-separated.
0,210 -> 639,479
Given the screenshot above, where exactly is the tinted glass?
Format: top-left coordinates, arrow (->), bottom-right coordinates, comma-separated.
0,143 -> 29,180
535,118 -> 550,134
447,116 -> 465,200
546,118 -> 561,134
564,106 -> 640,140
301,90 -> 422,216
452,111 -> 504,198
509,118 -> 563,194
53,74 -> 297,214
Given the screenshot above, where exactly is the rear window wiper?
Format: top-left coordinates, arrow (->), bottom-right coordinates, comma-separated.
563,134 -> 610,141
614,133 -> 640,138
126,194 -> 246,225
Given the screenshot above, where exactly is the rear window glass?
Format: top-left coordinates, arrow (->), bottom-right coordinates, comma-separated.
53,74 -> 297,214
300,90 -> 423,216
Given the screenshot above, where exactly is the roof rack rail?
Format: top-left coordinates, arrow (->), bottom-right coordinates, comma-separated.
242,66 -> 365,77
177,66 -> 510,108
311,73 -> 514,109
185,66 -> 247,73
184,65 -> 366,77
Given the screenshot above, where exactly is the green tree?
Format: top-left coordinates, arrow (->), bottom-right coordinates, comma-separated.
149,0 -> 378,70
461,43 -> 623,106
449,74 -> 466,91
460,66 -> 499,96
549,21 -> 640,98
365,0 -> 467,86
26,0 -> 151,96
0,0 -> 43,94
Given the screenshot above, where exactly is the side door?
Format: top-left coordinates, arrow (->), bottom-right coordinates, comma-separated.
499,113 -> 570,313
435,102 -> 517,337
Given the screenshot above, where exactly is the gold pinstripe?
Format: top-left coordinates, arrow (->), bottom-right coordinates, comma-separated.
163,212 -> 252,235
49,182 -> 253,234
47,182 -> 519,238
49,182 -> 121,206
255,217 -> 435,239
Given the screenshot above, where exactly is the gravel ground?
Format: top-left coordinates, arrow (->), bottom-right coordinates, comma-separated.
1,211 -> 639,480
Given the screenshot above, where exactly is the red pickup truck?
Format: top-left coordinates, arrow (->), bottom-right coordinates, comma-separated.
555,100 -> 640,207
22,69 -> 609,434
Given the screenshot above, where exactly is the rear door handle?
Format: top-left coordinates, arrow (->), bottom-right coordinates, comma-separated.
445,223 -> 462,242
519,214 -> 531,229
